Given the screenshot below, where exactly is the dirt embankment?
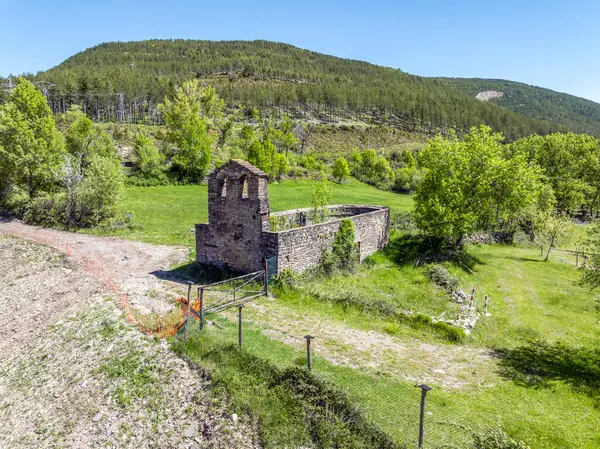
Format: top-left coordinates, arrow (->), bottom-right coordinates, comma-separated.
0,225 -> 259,448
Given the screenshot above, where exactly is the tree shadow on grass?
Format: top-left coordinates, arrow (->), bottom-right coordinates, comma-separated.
383,233 -> 484,273
494,340 -> 600,404
152,262 -> 243,285
505,256 -> 544,263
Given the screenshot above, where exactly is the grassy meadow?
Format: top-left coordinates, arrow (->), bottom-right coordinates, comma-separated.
97,181 -> 599,448
105,179 -> 413,248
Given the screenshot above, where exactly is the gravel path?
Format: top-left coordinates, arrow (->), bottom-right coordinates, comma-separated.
244,300 -> 496,390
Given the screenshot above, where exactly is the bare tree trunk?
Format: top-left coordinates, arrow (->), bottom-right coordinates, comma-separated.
545,236 -> 555,261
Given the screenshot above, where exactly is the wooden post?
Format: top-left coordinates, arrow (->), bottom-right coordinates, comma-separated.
469,288 -> 475,308
199,287 -> 205,330
186,282 -> 193,319
304,335 -> 314,371
484,295 -> 488,315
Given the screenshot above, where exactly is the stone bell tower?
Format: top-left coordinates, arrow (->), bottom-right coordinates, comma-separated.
196,160 -> 270,272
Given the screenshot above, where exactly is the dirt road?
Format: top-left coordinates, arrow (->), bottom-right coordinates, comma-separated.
0,220 -> 190,315
0,225 -> 258,448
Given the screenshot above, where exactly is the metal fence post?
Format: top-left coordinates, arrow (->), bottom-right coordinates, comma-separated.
416,384 -> 432,449
238,304 -> 243,349
264,258 -> 269,296
304,335 -> 314,371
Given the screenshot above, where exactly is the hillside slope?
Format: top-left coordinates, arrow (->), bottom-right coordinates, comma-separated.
437,77 -> 600,136
16,39 -> 583,141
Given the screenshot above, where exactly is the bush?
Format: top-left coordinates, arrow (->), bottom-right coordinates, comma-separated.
349,148 -> 394,190
393,166 -> 422,193
424,264 -> 459,292
332,219 -> 359,272
75,155 -> 124,227
275,269 -> 301,288
390,211 -> 417,234
23,194 -> 67,227
132,132 -> 167,183
332,157 -> 350,182
319,219 -> 359,275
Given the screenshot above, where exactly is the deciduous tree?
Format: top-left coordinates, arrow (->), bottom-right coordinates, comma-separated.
159,80 -> 215,183
0,78 -> 65,199
332,157 -> 350,182
414,126 -> 543,247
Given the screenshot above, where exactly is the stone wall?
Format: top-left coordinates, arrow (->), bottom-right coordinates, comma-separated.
267,206 -> 389,274
196,160 -> 390,274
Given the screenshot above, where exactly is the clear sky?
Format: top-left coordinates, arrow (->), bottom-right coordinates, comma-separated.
1,0 -> 599,102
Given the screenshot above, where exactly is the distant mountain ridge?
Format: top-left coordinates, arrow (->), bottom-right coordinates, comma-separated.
4,40 -> 600,139
435,77 -> 600,136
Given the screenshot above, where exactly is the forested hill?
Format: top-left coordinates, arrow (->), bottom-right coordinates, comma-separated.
14,39 -> 598,140
436,77 -> 600,136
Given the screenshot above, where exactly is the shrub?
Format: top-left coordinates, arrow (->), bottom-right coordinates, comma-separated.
425,264 -> 459,292
275,269 -> 301,288
132,132 -> 167,183
393,166 -> 422,193
23,194 -> 67,227
332,157 -> 350,182
320,249 -> 339,276
332,219 -> 359,272
349,148 -> 394,190
76,155 -> 124,227
390,211 -> 417,234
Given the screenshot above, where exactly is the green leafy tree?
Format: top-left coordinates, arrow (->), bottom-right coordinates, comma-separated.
245,119 -> 290,179
133,132 -> 166,182
538,213 -> 572,261
0,78 -> 65,199
272,153 -> 290,180
159,80 -> 215,183
404,150 -> 416,168
510,133 -> 600,214
64,106 -> 118,163
276,114 -> 299,156
350,148 -> 394,189
332,157 -> 350,183
76,154 -> 124,226
580,221 -> 600,289
311,172 -> 331,224
414,126 -> 543,247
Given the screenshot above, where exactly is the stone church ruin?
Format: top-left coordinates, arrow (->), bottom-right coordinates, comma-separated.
196,160 -> 390,274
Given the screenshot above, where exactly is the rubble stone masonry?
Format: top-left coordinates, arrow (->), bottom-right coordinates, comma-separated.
196,160 -> 390,274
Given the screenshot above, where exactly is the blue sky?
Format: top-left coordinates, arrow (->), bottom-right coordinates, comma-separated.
1,0 -> 599,102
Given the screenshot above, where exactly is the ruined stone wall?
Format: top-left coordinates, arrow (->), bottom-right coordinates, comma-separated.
269,206 -> 389,274
270,205 -> 384,231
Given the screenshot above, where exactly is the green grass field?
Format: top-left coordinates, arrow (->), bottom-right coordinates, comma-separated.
105,179 -> 413,248
99,181 -> 599,448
